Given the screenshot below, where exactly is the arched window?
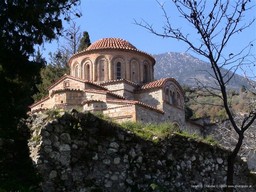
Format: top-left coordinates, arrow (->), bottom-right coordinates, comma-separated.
81,59 -> 92,80
172,91 -> 176,105
169,91 -> 173,104
143,64 -> 148,83
116,62 -> 121,79
177,92 -> 181,106
85,64 -> 90,81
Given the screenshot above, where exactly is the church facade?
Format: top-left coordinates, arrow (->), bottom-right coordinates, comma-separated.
30,38 -> 185,128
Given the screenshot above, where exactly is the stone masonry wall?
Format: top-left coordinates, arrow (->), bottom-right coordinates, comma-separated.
27,110 -> 256,192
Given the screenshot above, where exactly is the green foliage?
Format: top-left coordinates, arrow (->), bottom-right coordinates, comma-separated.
0,0 -> 80,191
150,182 -> 167,192
45,109 -> 63,120
176,131 -> 218,146
185,88 -> 256,122
78,31 -> 91,52
185,105 -> 193,120
33,30 -> 91,101
204,135 -> 219,146
120,121 -> 179,142
0,0 -> 80,55
33,58 -> 68,101
92,112 -> 114,123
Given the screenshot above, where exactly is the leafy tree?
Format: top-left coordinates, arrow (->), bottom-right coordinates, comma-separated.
78,31 -> 91,51
33,51 -> 69,101
0,0 -> 80,190
136,0 -> 256,190
185,105 -> 193,120
33,25 -> 91,101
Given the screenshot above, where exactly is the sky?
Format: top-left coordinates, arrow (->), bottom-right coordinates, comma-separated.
42,0 -> 256,64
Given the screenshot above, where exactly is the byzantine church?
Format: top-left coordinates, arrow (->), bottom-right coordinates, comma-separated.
30,38 -> 185,128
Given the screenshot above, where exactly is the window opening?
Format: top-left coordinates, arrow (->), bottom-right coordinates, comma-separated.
116,62 -> 121,79
143,64 -> 148,82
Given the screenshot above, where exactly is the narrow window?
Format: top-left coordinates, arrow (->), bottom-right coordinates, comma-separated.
177,92 -> 181,106
173,91 -> 176,105
85,64 -> 90,81
143,64 -> 148,82
169,91 -> 173,104
131,60 -> 138,82
98,59 -> 105,81
116,62 -> 121,79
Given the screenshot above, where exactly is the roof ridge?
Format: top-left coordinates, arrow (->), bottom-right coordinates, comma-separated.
106,99 -> 164,114
99,79 -> 139,87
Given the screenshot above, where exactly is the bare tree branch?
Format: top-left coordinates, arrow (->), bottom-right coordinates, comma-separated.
136,0 -> 256,190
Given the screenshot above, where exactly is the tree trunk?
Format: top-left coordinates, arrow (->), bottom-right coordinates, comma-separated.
226,134 -> 244,192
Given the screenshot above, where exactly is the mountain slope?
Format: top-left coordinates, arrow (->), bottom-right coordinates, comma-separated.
153,52 -> 250,90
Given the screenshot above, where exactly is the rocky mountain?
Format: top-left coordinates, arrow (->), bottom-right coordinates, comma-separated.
153,52 -> 250,90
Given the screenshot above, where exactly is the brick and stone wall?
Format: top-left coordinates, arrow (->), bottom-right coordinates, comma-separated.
135,89 -> 163,109
103,82 -> 136,100
135,105 -> 162,123
27,111 -> 256,192
69,50 -> 154,84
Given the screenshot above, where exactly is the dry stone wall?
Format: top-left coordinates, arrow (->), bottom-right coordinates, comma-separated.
27,110 -> 256,192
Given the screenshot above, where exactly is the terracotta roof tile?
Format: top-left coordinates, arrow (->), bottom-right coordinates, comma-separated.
99,79 -> 139,87
81,99 -> 104,105
140,78 -> 170,89
29,96 -> 50,108
68,38 -> 155,65
48,75 -> 108,91
138,78 -> 184,94
86,38 -> 137,51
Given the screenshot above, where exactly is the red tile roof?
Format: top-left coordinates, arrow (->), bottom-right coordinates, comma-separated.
99,78 -> 139,87
29,96 -> 50,108
47,75 -> 108,91
81,99 -> 105,105
138,78 -> 184,94
68,38 -> 155,65
86,38 -> 138,51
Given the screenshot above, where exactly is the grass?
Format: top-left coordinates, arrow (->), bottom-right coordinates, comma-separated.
91,113 -> 219,145
120,121 -> 179,142
176,131 -> 218,146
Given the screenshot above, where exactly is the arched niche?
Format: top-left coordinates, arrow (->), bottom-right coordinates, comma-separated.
143,60 -> 151,83
163,82 -> 184,108
130,59 -> 140,83
81,58 -> 92,81
95,56 -> 108,82
71,61 -> 80,78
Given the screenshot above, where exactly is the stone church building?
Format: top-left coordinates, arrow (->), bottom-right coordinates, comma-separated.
30,38 -> 185,128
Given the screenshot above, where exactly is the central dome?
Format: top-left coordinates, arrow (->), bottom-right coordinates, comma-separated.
86,38 -> 138,51
68,37 -> 155,84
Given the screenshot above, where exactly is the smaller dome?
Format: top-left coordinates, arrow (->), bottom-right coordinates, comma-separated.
86,38 -> 138,51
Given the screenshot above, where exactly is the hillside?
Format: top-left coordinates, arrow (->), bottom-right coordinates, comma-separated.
153,52 -> 250,90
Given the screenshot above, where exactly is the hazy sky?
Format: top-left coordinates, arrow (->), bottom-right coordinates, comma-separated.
42,0 -> 256,63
